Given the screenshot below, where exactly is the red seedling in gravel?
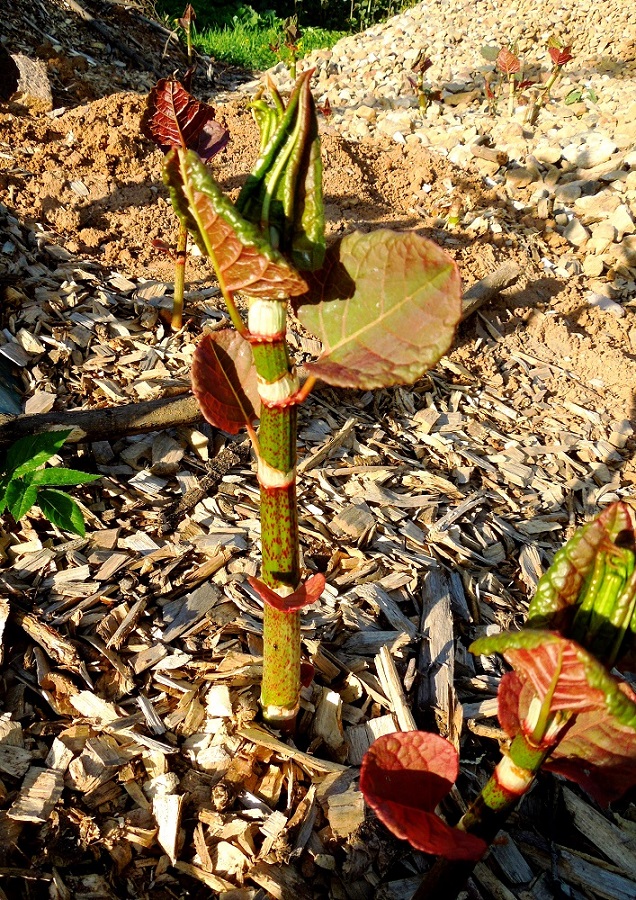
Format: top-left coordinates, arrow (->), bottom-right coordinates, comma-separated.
165,70 -> 462,727
142,78 -> 228,329
408,50 -> 434,111
496,46 -> 522,117
361,502 -> 636,900
528,36 -> 575,124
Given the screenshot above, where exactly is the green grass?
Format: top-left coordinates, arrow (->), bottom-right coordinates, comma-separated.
193,23 -> 347,71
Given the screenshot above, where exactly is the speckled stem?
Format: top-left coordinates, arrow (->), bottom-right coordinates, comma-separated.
249,300 -> 302,726
411,734 -> 551,900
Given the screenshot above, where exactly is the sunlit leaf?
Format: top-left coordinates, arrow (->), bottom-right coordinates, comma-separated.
4,430 -> 72,478
192,331 -> 260,434
480,45 -> 500,62
360,732 -> 487,860
548,43 -> 573,67
164,148 -> 308,299
142,78 -> 229,160
527,502 -> 636,640
292,230 -> 461,389
29,468 -> 101,487
248,573 -> 326,612
472,630 -> 636,804
496,47 -> 521,75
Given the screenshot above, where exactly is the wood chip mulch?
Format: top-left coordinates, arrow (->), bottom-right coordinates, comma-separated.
1,201 -> 636,900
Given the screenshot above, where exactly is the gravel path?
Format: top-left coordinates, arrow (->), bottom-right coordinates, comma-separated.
264,0 -> 636,310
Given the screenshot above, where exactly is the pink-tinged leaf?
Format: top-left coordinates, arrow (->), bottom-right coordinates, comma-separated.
292,230 -> 461,390
178,3 -> 196,29
528,502 -> 636,633
164,149 -> 308,299
248,573 -> 326,612
544,680 -> 636,804
142,78 -> 229,160
191,330 -> 260,434
473,630 -> 636,804
360,732 -> 487,861
496,47 -> 521,75
548,45 -> 573,67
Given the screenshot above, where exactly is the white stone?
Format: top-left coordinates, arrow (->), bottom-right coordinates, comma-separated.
609,204 -> 635,240
563,217 -> 590,247
562,136 -> 618,169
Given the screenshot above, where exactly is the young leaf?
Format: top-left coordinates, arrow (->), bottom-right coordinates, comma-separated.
3,430 -> 73,478
164,148 -> 308,299
496,47 -> 521,75
142,78 -> 229,161
480,44 -> 500,62
248,573 -> 326,612
36,489 -> 87,537
292,229 -> 461,389
192,330 -> 260,434
472,629 -> 636,804
548,42 -> 573,67
527,502 -> 636,638
360,732 -> 487,860
178,3 -> 196,30
5,480 -> 38,521
29,468 -> 101,487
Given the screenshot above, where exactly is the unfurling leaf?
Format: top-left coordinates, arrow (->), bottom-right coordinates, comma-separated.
248,573 -> 326,612
472,630 -> 636,804
192,330 -> 260,434
164,148 -> 308,299
292,229 -> 461,389
142,79 -> 229,161
547,37 -> 573,67
178,3 -> 196,30
496,47 -> 521,75
236,71 -> 325,272
360,732 -> 487,860
527,502 -> 636,664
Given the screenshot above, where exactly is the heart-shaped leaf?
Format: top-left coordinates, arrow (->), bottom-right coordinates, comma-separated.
472,629 -> 636,804
192,330 -> 260,434
248,573 -> 326,612
142,78 -> 228,161
292,230 -> 461,389
360,732 -> 487,860
164,148 -> 308,300
496,47 -> 521,75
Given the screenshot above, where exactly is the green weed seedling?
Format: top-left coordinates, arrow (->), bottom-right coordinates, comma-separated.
0,430 -> 100,537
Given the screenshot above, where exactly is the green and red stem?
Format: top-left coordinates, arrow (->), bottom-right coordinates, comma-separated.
248,298 -> 302,727
527,66 -> 561,125
412,732 -> 550,900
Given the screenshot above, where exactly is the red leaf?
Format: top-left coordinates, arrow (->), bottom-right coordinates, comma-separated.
178,3 -> 196,29
360,732 -> 487,861
248,573 -> 326,612
549,45 -> 573,66
142,78 -> 229,160
191,330 -> 260,434
475,629 -> 636,804
496,47 -> 521,75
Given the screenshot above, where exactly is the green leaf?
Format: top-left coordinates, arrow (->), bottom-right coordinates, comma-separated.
3,430 -> 73,478
29,468 -> 101,487
291,229 -> 462,389
480,44 -> 500,62
163,148 -> 308,300
5,480 -> 38,521
36,489 -> 87,537
191,330 -> 261,434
